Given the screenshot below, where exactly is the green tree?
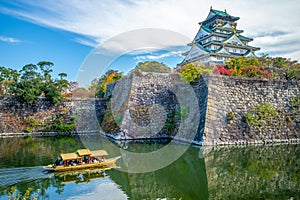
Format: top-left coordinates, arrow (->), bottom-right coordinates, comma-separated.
43,73 -> 68,104
135,61 -> 171,73
286,65 -> 300,80
0,66 -> 19,94
37,61 -> 53,84
258,55 -> 300,80
13,62 -> 69,104
179,62 -> 212,83
15,64 -> 43,104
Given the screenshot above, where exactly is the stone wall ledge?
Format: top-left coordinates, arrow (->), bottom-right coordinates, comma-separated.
102,132 -> 300,146
213,138 -> 300,146
204,73 -> 300,83
102,132 -> 203,146
0,131 -> 101,138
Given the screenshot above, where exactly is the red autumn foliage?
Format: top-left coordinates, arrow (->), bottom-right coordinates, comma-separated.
214,65 -> 234,75
240,65 -> 273,78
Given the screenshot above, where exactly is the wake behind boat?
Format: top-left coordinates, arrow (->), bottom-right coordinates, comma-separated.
43,149 -> 121,172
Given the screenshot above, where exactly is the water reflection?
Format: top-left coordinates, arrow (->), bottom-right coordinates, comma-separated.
204,144 -> 300,199
0,136 -> 299,200
108,143 -> 208,200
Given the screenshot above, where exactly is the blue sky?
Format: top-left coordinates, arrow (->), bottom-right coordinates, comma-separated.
0,11 -> 92,80
1,0 -> 300,86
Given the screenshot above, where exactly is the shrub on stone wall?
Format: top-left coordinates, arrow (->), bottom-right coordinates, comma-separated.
214,65 -> 234,76
243,103 -> 279,126
178,106 -> 189,120
164,111 -> 176,134
53,123 -> 75,132
225,57 -> 260,76
258,55 -> 300,80
179,63 -> 212,83
290,96 -> 300,110
101,100 -> 120,133
226,112 -> 235,121
240,66 -> 272,79
21,104 -> 77,133
219,57 -> 273,78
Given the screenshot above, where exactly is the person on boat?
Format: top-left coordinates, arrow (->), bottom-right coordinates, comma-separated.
70,160 -> 77,166
53,157 -> 62,167
83,156 -> 90,164
54,157 -> 60,165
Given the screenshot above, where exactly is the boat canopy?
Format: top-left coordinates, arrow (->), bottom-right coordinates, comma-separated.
91,150 -> 108,157
59,149 -> 108,161
77,149 -> 91,156
60,153 -> 81,161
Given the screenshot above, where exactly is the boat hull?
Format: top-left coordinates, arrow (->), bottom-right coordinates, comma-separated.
43,156 -> 121,172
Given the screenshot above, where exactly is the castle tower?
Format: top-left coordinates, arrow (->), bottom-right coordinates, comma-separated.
179,7 -> 260,66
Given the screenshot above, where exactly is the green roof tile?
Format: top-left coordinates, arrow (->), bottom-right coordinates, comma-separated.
210,8 -> 239,20
238,35 -> 253,41
211,9 -> 228,17
202,25 -> 212,33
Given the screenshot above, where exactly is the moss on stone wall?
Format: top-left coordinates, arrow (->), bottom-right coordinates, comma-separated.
243,103 -> 279,126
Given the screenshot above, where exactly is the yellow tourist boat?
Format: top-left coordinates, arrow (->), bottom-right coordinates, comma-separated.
43,149 -> 121,172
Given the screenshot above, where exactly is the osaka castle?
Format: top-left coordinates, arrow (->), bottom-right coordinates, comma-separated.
179,7 -> 260,66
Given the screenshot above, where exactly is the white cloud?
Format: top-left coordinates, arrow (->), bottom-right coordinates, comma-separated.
72,37 -> 98,47
134,50 -> 185,62
67,181 -> 127,200
92,29 -> 190,56
0,35 -> 21,43
1,0 -> 300,60
253,32 -> 300,56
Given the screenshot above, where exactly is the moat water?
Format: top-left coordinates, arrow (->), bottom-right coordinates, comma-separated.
0,135 -> 299,199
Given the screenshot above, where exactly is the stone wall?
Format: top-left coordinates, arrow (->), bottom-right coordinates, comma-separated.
109,71 -> 184,139
202,74 -> 300,145
0,95 -> 106,134
103,70 -> 200,142
106,72 -> 300,145
1,73 -> 299,145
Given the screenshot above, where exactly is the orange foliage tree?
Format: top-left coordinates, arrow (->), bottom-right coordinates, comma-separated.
89,70 -> 123,98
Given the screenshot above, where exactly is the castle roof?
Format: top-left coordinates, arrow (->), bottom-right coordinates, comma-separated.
201,25 -> 212,33
210,8 -> 239,20
238,34 -> 253,41
195,43 -> 211,53
200,7 -> 240,24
